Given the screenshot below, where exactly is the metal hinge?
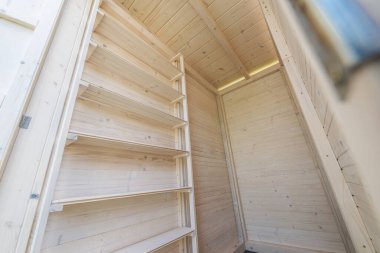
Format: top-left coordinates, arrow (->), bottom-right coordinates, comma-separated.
19,115 -> 32,129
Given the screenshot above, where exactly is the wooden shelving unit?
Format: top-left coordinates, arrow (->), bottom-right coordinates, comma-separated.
37,1 -> 198,252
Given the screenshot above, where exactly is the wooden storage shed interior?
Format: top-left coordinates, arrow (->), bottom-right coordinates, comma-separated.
0,0 -> 380,253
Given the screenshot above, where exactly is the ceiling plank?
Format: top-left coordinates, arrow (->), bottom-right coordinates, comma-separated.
189,0 -> 250,79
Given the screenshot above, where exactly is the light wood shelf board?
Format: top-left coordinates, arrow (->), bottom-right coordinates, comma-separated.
79,80 -> 186,127
88,34 -> 182,101
113,227 -> 194,253
96,7 -> 182,80
50,187 -> 191,211
65,132 -> 188,157
100,0 -> 175,58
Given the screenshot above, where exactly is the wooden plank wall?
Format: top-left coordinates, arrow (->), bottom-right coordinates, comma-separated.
0,0 -> 91,251
0,0 -> 64,176
269,2 -> 380,251
187,74 -> 241,253
222,71 -> 346,253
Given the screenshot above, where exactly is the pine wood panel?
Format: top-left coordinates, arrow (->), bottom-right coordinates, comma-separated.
78,81 -> 184,127
53,143 -> 178,201
42,194 -> 180,252
113,227 -> 193,253
187,75 -> 240,253
0,0 -> 93,251
69,98 -> 176,148
154,240 -> 181,253
114,0 -> 278,87
0,0 -> 63,179
82,63 -> 174,114
88,33 -> 180,100
94,9 -> 181,80
222,71 -> 345,252
38,2 -> 198,252
269,2 -> 380,251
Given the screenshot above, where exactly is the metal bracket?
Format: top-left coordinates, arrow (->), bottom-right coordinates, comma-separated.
65,133 -> 79,146
30,193 -> 40,199
49,204 -> 64,213
19,115 -> 32,129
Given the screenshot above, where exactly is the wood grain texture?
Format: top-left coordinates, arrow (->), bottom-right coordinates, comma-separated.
154,240 -> 182,253
268,1 -> 380,251
38,2 -> 198,252
114,0 -> 278,87
0,0 -> 91,251
0,0 -> 65,178
222,71 -> 345,252
187,74 -> 240,253
189,0 -> 249,79
52,143 -> 178,201
42,193 -> 180,252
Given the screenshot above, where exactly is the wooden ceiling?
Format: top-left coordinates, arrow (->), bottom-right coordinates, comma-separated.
116,0 -> 278,88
